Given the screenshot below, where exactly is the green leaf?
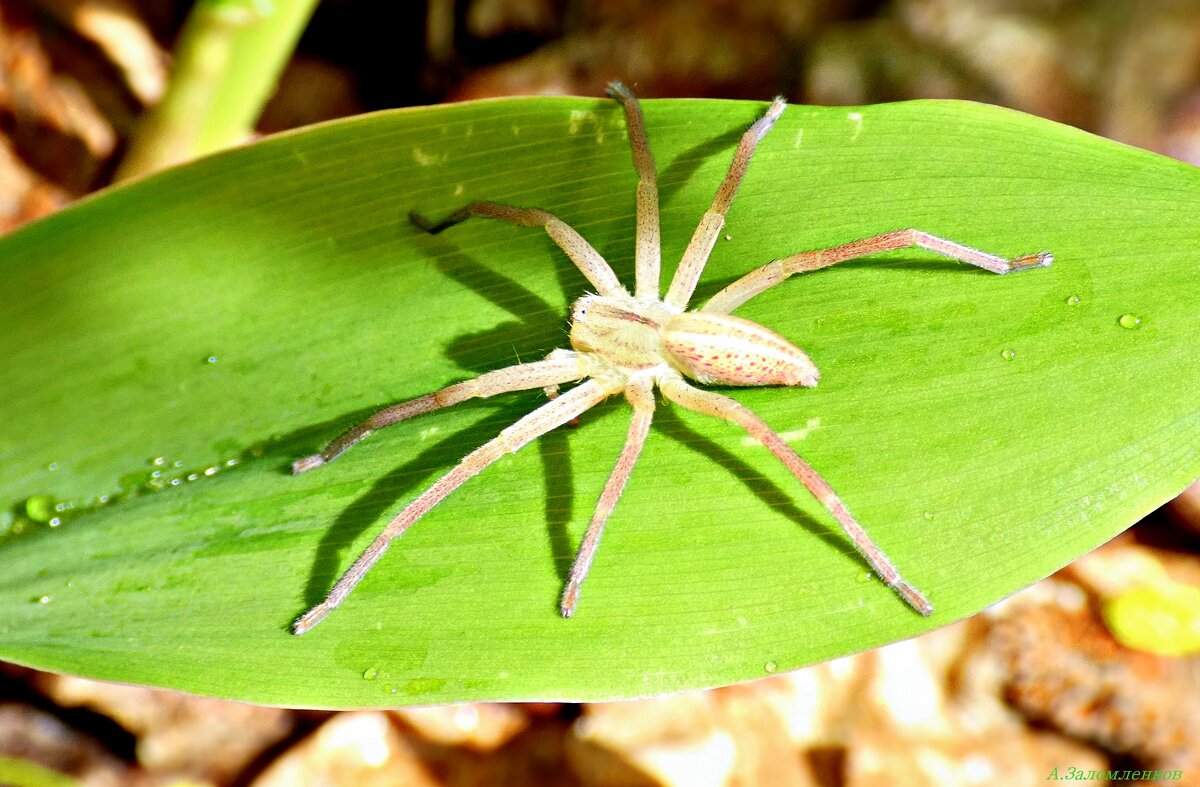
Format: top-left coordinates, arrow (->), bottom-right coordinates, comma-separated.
0,757 -> 80,787
1,98 -> 1196,707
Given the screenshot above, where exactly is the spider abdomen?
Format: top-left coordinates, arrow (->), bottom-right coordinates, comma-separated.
662,312 -> 819,387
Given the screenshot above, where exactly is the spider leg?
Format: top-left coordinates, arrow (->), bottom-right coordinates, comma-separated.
607,82 -> 661,300
410,201 -> 627,297
659,377 -> 933,616
702,229 -> 1053,314
561,378 -> 655,617
293,379 -> 612,634
663,96 -> 787,310
293,353 -> 586,474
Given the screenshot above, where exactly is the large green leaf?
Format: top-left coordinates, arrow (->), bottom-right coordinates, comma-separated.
1,97 -> 1196,707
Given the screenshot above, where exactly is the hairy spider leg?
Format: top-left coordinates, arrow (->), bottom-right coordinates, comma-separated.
607,82 -> 662,300
660,377 -> 934,616
293,378 -> 612,634
410,201 -> 627,297
292,354 -> 586,473
663,96 -> 788,310
702,229 -> 1054,315
561,378 -> 656,617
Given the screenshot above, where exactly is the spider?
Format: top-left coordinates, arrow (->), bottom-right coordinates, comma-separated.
291,83 -> 1051,635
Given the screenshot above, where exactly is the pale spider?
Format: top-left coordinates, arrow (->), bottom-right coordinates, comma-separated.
291,83 -> 1051,635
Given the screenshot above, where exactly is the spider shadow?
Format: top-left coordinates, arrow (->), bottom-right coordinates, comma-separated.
657,124 -> 747,210
408,217 -> 579,373
406,230 -> 588,584
293,393 -> 579,616
406,105 -> 759,316
295,229 -> 615,618
539,414 -> 576,585
651,405 -> 859,564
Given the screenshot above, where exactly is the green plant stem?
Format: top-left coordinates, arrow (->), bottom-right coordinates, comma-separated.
117,0 -> 320,181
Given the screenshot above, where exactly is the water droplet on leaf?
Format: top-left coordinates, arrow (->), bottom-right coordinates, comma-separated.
24,496 -> 56,523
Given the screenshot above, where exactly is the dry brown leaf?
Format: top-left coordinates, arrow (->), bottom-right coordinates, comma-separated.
34,672 -> 294,783
389,702 -> 530,753
251,711 -> 441,787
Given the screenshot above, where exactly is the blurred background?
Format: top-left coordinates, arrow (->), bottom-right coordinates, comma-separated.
1,0 -> 1199,785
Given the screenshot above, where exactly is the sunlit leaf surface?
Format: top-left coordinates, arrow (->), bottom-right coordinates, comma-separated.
1,97 -> 1197,706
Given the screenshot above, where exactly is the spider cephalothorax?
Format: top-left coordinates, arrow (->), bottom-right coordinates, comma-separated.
291,83 -> 1050,634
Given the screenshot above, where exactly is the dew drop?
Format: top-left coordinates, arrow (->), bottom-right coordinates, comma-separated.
922,511 -> 934,521
151,456 -> 166,466
1066,295 -> 1081,306
1118,313 -> 1142,330
363,667 -> 380,681
24,496 -> 56,523
855,570 -> 872,584
48,518 -> 62,528
764,661 -> 778,673
205,355 -> 218,364
35,595 -> 53,604
46,462 -> 59,472
1001,348 -> 1017,361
